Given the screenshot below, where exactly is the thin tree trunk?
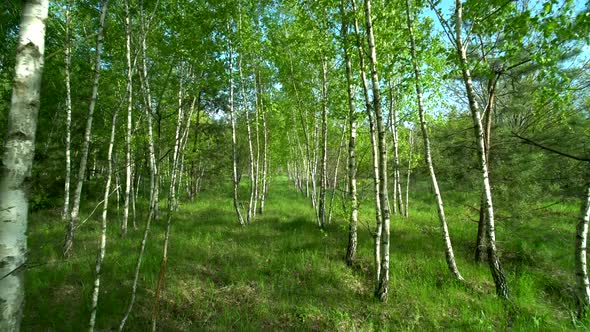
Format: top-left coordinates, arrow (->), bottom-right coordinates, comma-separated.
388,88 -> 404,217
363,0 -> 392,301
318,59 -> 329,228
228,39 -> 245,225
139,0 -> 158,219
475,71 -> 499,263
63,1 -> 73,222
405,0 -> 464,281
115,157 -> 121,213
253,72 -> 261,219
404,131 -> 413,218
239,58 -> 255,224
167,67 -> 185,211
152,76 -> 188,331
351,0 -> 382,286
454,0 -> 507,297
89,99 -> 119,332
341,0 -> 359,265
119,208 -> 154,332
327,123 -> 346,225
576,183 -> 590,316
286,42 -> 312,201
311,109 -> 320,222
131,166 -> 137,229
64,0 -> 109,257
259,77 -> 269,214
122,0 -> 133,237
0,1 -> 48,330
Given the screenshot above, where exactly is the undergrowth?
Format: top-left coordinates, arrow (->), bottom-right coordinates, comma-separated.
23,177 -> 584,331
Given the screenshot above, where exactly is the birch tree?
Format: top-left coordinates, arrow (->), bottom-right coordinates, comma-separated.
64,0 -> 109,257
318,59 -> 329,228
576,183 -> 590,316
122,0 -> 134,237
63,1 -> 73,222
364,0 -> 392,301
405,0 -> 463,281
89,99 -> 120,332
340,0 -> 359,266
351,0 -> 383,286
454,0 -> 508,298
0,1 -> 49,330
228,36 -> 245,226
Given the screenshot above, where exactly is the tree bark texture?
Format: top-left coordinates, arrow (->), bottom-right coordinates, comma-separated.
0,1 -> 48,330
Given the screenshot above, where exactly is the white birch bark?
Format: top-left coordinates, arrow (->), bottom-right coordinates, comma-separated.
122,0 -> 133,237
351,0 -> 382,285
327,123 -> 346,225
238,2 -> 255,224
390,95 -> 405,217
63,1 -> 72,221
318,59 -> 329,228
64,0 -> 109,257
253,72 -> 261,219
239,57 -> 255,224
454,0 -> 508,297
131,166 -> 137,229
152,77 -> 191,331
228,39 -> 245,225
0,2 -> 48,330
89,99 -> 119,332
576,184 -> 590,315
340,0 -> 359,265
364,0 -> 392,301
118,5 -> 160,327
259,77 -> 269,214
405,0 -> 464,281
404,131 -> 413,218
311,109 -> 320,222
139,1 -> 158,218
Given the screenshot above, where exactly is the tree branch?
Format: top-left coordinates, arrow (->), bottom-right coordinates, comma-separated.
512,132 -> 590,162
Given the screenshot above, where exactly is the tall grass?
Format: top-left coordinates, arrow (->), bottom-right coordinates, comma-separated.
23,177 -> 583,330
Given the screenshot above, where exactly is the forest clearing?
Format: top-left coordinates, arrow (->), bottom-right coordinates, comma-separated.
23,179 -> 584,330
1,0 -> 589,331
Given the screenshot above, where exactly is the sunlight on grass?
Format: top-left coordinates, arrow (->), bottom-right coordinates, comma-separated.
23,178 -> 584,330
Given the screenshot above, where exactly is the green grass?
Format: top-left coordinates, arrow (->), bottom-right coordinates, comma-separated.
23,177 -> 587,331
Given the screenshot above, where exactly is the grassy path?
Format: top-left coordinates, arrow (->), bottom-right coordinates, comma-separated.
23,178 -> 582,330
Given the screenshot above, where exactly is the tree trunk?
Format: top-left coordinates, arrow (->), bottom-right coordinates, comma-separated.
131,166 -> 137,229
122,0 -> 133,238
239,57 -> 255,224
388,87 -> 405,217
405,0 -> 464,281
64,0 -> 109,257
138,2 -> 158,220
327,124 -> 346,225
228,39 -> 245,225
152,73 -> 191,331
576,183 -> 590,316
0,1 -> 48,330
404,131 -> 413,218
258,75 -> 269,214
311,108 -> 320,222
454,0 -> 508,298
89,97 -> 119,332
63,1 -> 72,222
318,59 -> 329,228
253,72 -> 261,219
351,0 -> 382,286
340,1 -> 359,265
364,0 -> 392,301
475,71 -> 499,263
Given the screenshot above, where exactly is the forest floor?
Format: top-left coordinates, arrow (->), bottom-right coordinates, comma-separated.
23,177 -> 586,331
